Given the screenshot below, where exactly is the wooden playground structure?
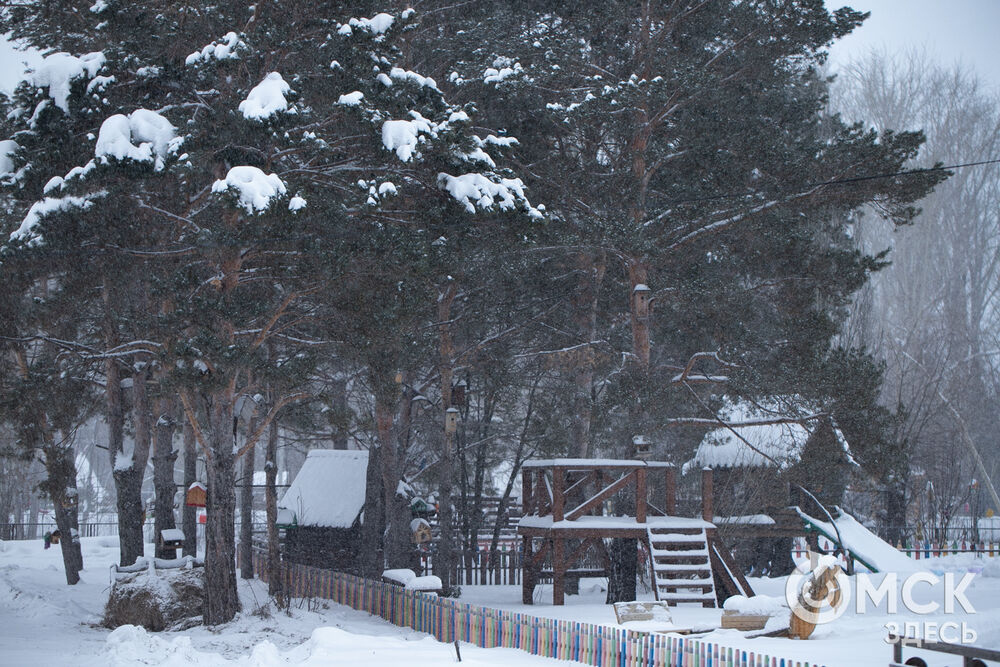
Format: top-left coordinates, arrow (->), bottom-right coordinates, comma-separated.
518,459 -> 753,606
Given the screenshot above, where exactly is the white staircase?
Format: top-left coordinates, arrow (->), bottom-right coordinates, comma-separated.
646,524 -> 717,607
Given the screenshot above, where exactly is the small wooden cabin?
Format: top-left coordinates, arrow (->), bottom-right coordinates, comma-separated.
278,449 -> 369,572
682,397 -> 856,575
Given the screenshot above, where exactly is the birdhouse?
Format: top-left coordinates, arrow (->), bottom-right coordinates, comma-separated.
452,381 -> 467,407
410,518 -> 432,544
632,283 -> 651,316
632,434 -> 652,459
158,528 -> 185,557
186,482 -> 207,507
445,407 -> 459,434
410,497 -> 430,516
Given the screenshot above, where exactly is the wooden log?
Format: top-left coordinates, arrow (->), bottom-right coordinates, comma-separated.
565,471 -> 634,520
522,469 -> 532,515
552,467 -> 565,522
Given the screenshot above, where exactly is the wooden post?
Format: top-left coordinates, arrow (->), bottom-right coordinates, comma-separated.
522,469 -> 532,515
636,467 -> 647,523
701,467 -> 714,523
535,474 -> 548,515
665,466 -> 676,516
552,467 -> 565,522
594,469 -> 604,515
552,538 -> 565,606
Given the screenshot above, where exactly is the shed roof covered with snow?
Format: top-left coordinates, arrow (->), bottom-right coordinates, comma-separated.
278,449 -> 369,528
682,397 -> 851,473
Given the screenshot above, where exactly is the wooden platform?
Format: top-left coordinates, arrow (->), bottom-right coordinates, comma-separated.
518,515 -> 713,539
517,459 -> 750,607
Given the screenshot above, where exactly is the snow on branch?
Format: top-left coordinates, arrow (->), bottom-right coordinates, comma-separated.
95,109 -> 181,170
337,91 -> 364,106
29,51 -> 106,112
239,73 -> 294,121
437,172 -> 543,218
387,67 -> 439,91
0,140 -> 18,179
671,350 -> 738,385
8,192 -> 106,247
381,112 -> 436,161
664,414 -> 826,428
212,166 -> 287,214
337,12 -> 395,38
185,32 -> 242,66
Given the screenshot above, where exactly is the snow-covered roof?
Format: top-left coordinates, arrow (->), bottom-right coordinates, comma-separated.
278,449 -> 368,528
682,397 -> 848,472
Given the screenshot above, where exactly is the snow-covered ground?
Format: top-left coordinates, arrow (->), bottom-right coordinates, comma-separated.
3,536 -> 1000,666
0,537 -> 565,666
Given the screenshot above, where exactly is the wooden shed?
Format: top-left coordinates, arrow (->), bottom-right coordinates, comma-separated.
278,449 -> 369,572
682,397 -> 856,575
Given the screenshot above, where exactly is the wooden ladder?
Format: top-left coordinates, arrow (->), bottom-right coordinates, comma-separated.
646,525 -> 717,607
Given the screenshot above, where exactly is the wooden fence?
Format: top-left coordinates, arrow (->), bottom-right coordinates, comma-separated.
248,549 -> 823,667
793,536 -> 1000,562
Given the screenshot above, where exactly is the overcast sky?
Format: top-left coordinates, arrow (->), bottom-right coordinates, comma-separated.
825,0 -> 1000,92
0,2 -> 998,93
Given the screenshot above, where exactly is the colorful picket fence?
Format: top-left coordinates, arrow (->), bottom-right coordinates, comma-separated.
899,540 -> 1000,559
792,536 -> 1000,562
248,550 -> 821,667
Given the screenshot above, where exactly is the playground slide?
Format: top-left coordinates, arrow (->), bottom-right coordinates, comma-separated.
796,507 -> 923,573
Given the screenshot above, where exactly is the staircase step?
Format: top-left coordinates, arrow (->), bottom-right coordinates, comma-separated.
654,571 -> 711,580
652,562 -> 712,572
651,547 -> 708,557
659,592 -> 716,601
658,580 -> 715,590
646,526 -> 716,606
653,554 -> 709,563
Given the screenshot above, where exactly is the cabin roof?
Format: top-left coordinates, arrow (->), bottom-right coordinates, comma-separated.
682,397 -> 851,472
278,449 -> 368,528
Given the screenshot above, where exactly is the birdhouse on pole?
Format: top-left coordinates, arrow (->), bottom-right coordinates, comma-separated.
633,283 -> 651,319
185,481 -> 207,507
445,407 -> 460,434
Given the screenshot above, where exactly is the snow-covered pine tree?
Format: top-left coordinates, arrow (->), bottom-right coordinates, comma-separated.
412,0 -> 947,597
2,2 -> 540,619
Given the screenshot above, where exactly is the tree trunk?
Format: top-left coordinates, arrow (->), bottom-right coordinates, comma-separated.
113,468 -> 145,566
436,283 -> 457,594
182,416 -> 198,557
153,396 -> 178,559
239,415 -> 258,579
264,417 -> 285,606
376,395 -> 411,569
43,442 -> 83,585
606,259 -> 650,603
606,537 -> 637,604
569,251 -> 606,458
106,358 -> 143,565
117,363 -> 153,564
359,440 -> 386,577
332,378 -> 348,450
203,392 -> 241,624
